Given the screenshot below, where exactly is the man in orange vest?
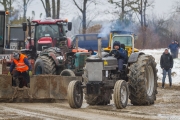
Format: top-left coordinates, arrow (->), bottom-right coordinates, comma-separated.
8,52 -> 32,87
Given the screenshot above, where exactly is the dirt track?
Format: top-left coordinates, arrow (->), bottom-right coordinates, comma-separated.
0,85 -> 180,120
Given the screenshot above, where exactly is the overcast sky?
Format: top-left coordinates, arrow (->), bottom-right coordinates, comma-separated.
0,0 -> 178,21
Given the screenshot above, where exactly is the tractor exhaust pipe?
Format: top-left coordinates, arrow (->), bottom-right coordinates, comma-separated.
98,37 -> 102,59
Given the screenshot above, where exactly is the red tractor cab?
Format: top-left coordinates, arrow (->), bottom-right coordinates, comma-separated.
22,18 -> 72,59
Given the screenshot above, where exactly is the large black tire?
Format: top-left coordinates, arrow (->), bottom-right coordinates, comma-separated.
68,80 -> 83,108
60,69 -> 75,76
85,89 -> 112,105
34,56 -> 56,75
128,54 -> 158,105
114,80 -> 128,109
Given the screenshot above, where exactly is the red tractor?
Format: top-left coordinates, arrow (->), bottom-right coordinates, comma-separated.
22,18 -> 89,76
22,18 -> 72,56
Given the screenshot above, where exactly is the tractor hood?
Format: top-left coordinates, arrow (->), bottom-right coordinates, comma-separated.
38,37 -> 53,44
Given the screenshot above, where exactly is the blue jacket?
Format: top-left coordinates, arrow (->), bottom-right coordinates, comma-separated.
10,57 -> 32,73
169,43 -> 178,52
118,48 -> 126,60
109,48 -> 127,61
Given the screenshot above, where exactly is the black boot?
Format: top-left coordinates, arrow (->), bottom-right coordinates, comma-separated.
162,82 -> 165,89
170,82 -> 172,88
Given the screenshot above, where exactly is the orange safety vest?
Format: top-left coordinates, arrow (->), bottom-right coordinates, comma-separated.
13,54 -> 29,72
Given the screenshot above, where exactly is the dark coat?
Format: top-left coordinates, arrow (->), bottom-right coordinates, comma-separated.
160,53 -> 173,70
169,43 -> 178,52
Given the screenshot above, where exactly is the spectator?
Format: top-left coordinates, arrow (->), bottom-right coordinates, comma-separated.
88,48 -> 96,55
168,40 -> 178,59
175,40 -> 179,58
160,49 -> 173,88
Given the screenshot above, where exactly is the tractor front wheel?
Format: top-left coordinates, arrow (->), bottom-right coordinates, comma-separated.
114,80 -> 128,109
67,80 -> 83,108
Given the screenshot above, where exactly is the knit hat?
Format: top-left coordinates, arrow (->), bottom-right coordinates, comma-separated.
113,41 -> 121,48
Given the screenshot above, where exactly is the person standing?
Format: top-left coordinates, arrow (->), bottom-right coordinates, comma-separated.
8,52 -> 32,87
175,40 -> 179,58
160,49 -> 173,88
168,40 -> 178,59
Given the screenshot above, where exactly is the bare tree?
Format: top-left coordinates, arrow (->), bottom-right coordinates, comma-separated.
45,0 -> 51,17
41,0 -> 61,18
0,0 -> 15,24
0,0 -> 14,11
109,0 -> 154,48
137,0 -> 154,47
73,0 -> 87,34
52,0 -> 55,18
108,0 -> 132,20
41,0 -> 51,17
57,0 -> 60,18
109,0 -> 153,26
72,0 -> 98,34
22,0 -> 33,20
172,1 -> 180,13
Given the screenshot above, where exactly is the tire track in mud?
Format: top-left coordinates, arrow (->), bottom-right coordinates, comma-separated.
1,87 -> 180,120
0,103 -> 85,120
0,103 -> 136,120
0,102 -> 174,120
47,102 -> 162,120
1,103 -> 124,120
0,106 -> 59,120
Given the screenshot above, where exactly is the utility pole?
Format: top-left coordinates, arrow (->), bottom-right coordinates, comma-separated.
8,0 -> 12,25
23,0 -> 27,21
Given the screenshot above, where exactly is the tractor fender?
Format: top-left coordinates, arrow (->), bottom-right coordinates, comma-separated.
47,52 -> 64,66
128,52 -> 145,63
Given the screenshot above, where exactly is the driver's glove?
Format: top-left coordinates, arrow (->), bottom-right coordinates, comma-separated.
28,71 -> 32,77
8,72 -> 12,76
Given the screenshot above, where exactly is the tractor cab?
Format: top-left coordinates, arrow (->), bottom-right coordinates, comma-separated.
111,34 -> 139,56
35,22 -> 66,51
22,18 -> 72,58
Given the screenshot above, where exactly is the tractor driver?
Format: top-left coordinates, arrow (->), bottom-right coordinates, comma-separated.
43,26 -> 53,37
8,52 -> 32,87
109,41 -> 127,71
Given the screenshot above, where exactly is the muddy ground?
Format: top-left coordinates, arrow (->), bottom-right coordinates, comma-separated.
0,84 -> 180,120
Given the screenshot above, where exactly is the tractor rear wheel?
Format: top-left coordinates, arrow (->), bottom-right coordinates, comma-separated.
34,56 -> 56,75
114,80 -> 128,109
128,54 -> 157,105
60,69 -> 75,76
68,80 -> 83,108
